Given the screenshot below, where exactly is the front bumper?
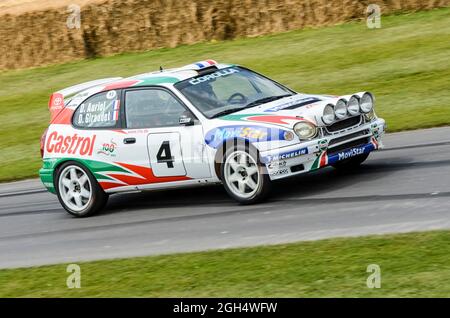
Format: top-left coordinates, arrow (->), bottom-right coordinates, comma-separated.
261,117 -> 386,180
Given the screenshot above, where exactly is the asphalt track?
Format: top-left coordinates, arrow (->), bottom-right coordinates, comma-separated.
1,127 -> 450,269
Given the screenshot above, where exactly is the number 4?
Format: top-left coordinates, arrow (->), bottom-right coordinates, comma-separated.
157,141 -> 175,168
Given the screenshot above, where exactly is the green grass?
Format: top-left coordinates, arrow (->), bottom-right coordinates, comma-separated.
0,230 -> 449,297
1,8 -> 450,182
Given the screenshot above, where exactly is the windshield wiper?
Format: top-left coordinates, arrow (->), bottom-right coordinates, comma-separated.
210,107 -> 247,119
244,94 -> 293,109
210,94 -> 293,118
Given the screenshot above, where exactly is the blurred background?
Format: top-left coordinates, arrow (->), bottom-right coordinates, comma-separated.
1,0 -> 450,298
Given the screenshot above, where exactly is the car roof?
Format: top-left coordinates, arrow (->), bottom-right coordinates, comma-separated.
63,60 -> 233,107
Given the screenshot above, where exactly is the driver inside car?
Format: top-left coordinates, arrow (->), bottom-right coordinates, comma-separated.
184,82 -> 223,112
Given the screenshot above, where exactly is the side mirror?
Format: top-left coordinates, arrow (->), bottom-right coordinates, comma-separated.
179,114 -> 195,126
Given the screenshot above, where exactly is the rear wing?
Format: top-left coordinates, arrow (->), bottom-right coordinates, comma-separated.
48,77 -> 122,122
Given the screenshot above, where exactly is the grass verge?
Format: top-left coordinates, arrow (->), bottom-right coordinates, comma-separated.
0,230 -> 449,297
1,8 -> 450,182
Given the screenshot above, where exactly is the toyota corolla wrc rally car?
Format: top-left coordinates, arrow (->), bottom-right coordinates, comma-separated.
39,60 -> 386,217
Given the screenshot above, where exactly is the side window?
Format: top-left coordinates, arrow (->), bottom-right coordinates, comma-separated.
73,90 -> 121,128
125,89 -> 191,129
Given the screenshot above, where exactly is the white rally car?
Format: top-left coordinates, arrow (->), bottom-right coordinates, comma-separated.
40,60 -> 386,217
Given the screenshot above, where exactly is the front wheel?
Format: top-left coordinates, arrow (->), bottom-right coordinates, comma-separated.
221,144 -> 271,204
331,153 -> 370,171
55,161 -> 108,217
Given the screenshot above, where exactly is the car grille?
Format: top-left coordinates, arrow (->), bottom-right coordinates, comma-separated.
328,137 -> 370,156
326,116 -> 362,133
328,129 -> 370,147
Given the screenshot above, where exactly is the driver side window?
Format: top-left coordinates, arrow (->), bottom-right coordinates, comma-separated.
125,89 -> 190,129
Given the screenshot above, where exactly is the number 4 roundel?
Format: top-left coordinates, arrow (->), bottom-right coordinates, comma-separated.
157,141 -> 175,168
147,133 -> 186,177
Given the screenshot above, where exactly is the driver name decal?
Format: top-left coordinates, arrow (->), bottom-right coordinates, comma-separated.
76,99 -> 120,127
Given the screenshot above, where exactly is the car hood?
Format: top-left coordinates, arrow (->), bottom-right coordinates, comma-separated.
215,93 -> 337,129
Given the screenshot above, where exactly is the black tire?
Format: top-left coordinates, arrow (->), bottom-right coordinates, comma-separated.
55,161 -> 108,217
220,141 -> 271,204
331,153 -> 370,171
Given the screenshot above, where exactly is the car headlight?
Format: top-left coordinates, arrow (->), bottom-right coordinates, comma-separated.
294,121 -> 318,140
335,99 -> 347,119
360,92 -> 374,113
322,104 -> 335,125
347,95 -> 360,116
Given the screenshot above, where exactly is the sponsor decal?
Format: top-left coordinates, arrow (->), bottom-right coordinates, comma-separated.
270,168 -> 290,177
319,139 -> 329,151
337,147 -> 365,161
97,139 -> 117,157
283,131 -> 295,141
53,96 -> 63,107
264,147 -> 308,163
240,127 -> 267,139
371,124 -> 381,139
267,160 -> 287,170
205,125 -> 289,148
324,143 -> 376,167
46,132 -> 96,156
265,97 -> 321,112
49,93 -> 64,110
67,91 -> 91,108
48,93 -> 65,121
118,129 -> 149,134
179,116 -> 192,125
189,68 -> 239,85
106,90 -> 117,99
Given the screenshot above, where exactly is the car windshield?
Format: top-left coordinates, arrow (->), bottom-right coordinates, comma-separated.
174,66 -> 294,118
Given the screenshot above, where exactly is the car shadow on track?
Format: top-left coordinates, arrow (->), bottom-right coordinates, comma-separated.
102,159 -> 393,216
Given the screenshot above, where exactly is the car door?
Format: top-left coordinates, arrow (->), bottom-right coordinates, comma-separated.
123,87 -> 211,183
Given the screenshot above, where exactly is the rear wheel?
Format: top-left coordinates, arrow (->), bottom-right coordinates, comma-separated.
221,143 -> 271,204
55,161 -> 108,217
332,153 -> 370,170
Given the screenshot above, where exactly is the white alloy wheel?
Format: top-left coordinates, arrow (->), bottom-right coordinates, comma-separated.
224,150 -> 261,199
58,165 -> 93,212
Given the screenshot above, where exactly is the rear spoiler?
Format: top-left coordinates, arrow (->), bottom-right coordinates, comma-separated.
48,77 -> 122,122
